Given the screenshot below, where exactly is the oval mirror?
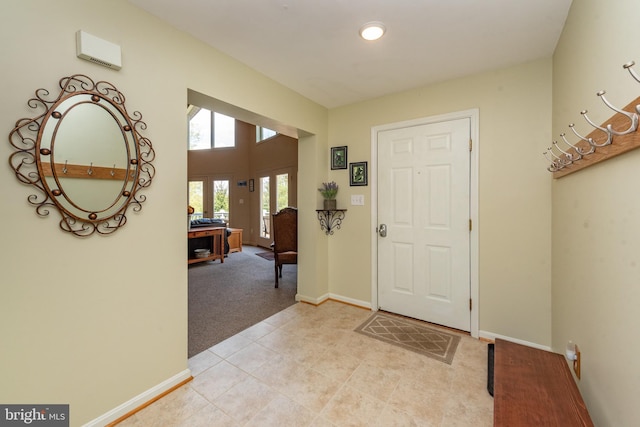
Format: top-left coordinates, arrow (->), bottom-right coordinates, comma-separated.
8,75 -> 155,236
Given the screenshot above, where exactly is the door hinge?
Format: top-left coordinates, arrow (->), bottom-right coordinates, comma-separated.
469,139 -> 473,151
469,299 -> 472,311
469,219 -> 472,231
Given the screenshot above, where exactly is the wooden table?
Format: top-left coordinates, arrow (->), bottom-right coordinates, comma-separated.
494,338 -> 593,426
187,226 -> 224,264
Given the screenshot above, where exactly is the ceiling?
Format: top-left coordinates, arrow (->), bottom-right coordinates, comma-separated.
129,0 -> 573,109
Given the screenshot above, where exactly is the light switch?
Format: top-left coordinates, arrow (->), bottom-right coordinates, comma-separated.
239,199 -> 244,204
351,195 -> 365,206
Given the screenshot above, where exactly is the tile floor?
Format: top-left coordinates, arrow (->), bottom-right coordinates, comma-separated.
118,300 -> 493,426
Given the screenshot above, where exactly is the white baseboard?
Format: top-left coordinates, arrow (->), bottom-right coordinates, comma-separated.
295,292 -> 371,310
295,292 -> 329,305
328,293 -> 371,309
83,369 -> 192,427
479,330 -> 551,351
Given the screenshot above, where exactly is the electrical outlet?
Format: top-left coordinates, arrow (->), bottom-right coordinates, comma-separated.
351,195 -> 365,205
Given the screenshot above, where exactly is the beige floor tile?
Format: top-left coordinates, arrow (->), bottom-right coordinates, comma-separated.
178,403 -> 238,427
238,320 -> 278,340
345,361 -> 402,401
246,393 -> 318,427
187,349 -> 223,377
313,346 -> 362,382
209,333 -> 253,358
225,341 -> 277,373
118,301 -> 494,427
279,367 -> 342,413
117,385 -> 210,427
250,352 -> 308,389
321,385 -> 386,426
371,404 -> 435,427
212,375 -> 275,424
190,360 -> 249,402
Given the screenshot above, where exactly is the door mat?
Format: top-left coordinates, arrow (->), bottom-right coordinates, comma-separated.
354,312 -> 461,364
256,251 -> 274,261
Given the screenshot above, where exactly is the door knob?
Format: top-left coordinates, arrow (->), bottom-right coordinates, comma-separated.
378,224 -> 387,237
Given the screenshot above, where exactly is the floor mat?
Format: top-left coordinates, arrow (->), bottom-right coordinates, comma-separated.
355,312 -> 461,364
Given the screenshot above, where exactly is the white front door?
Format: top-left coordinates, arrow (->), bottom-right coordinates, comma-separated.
377,118 -> 471,331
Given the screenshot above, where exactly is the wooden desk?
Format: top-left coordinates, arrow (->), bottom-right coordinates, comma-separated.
494,338 -> 593,426
187,227 -> 224,264
228,228 -> 243,253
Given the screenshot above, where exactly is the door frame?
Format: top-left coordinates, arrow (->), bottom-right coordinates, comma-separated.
370,109 -> 479,338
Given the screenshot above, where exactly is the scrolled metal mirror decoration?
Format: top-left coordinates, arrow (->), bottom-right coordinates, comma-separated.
8,74 -> 155,236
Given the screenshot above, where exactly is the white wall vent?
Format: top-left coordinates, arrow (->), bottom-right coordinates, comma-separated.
76,30 -> 122,70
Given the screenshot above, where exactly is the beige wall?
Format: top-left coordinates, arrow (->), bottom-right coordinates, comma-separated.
552,1 -> 640,425
0,1 -> 327,425
328,59 -> 553,346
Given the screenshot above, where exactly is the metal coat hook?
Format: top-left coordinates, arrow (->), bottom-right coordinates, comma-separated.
110,164 -> 116,177
554,138 -> 581,162
567,124 -> 597,155
87,162 -> 93,176
560,131 -> 592,157
543,151 -> 562,172
623,61 -> 640,84
580,110 -> 612,147
62,160 -> 68,174
547,146 -> 567,168
597,90 -> 638,135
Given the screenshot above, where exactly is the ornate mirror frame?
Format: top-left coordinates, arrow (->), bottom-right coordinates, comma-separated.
8,74 -> 155,236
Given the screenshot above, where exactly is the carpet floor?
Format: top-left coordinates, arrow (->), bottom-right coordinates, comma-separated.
355,311 -> 461,364
188,245 -> 297,358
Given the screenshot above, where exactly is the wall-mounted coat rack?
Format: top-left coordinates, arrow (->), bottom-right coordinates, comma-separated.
545,60 -> 640,178
41,161 -> 134,180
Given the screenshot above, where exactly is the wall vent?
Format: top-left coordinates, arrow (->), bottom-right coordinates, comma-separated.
76,30 -> 122,70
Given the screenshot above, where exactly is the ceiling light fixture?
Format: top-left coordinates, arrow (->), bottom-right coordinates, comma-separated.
359,22 -> 386,41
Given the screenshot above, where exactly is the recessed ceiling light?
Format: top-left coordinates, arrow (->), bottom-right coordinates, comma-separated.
359,22 -> 386,41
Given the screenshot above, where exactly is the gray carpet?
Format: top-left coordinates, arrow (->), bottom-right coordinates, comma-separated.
188,245 -> 297,358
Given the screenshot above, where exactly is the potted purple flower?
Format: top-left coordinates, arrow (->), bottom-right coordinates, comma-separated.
318,181 -> 338,210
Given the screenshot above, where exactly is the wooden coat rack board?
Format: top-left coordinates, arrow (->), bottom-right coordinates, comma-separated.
553,95 -> 640,179
41,162 -> 133,180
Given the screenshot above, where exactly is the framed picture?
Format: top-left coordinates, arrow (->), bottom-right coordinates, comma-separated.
331,146 -> 348,170
249,179 -> 255,192
349,161 -> 368,186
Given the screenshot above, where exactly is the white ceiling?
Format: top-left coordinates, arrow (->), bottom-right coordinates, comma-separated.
129,0 -> 572,109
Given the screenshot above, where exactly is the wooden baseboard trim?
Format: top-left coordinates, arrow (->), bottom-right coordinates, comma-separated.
106,376 -> 193,426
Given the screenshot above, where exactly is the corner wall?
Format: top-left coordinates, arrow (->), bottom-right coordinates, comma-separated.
552,1 -> 640,425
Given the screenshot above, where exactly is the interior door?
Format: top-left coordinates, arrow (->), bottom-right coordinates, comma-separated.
377,118 -> 471,331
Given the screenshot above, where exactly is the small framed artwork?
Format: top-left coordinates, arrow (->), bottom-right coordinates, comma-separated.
349,161 -> 368,186
249,179 -> 255,192
331,146 -> 348,170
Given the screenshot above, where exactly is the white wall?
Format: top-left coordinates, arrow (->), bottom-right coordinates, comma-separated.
552,0 -> 640,425
0,1 -> 327,425
328,59 -> 554,346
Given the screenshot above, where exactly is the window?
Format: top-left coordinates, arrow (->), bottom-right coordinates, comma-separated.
212,180 -> 230,223
188,106 -> 235,149
260,176 -> 270,239
188,180 -> 204,220
276,173 -> 289,212
256,126 -> 277,142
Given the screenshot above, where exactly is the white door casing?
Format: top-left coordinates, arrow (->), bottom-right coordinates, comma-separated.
371,110 -> 479,336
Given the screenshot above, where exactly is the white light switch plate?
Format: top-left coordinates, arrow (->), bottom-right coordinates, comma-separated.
351,195 -> 365,205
